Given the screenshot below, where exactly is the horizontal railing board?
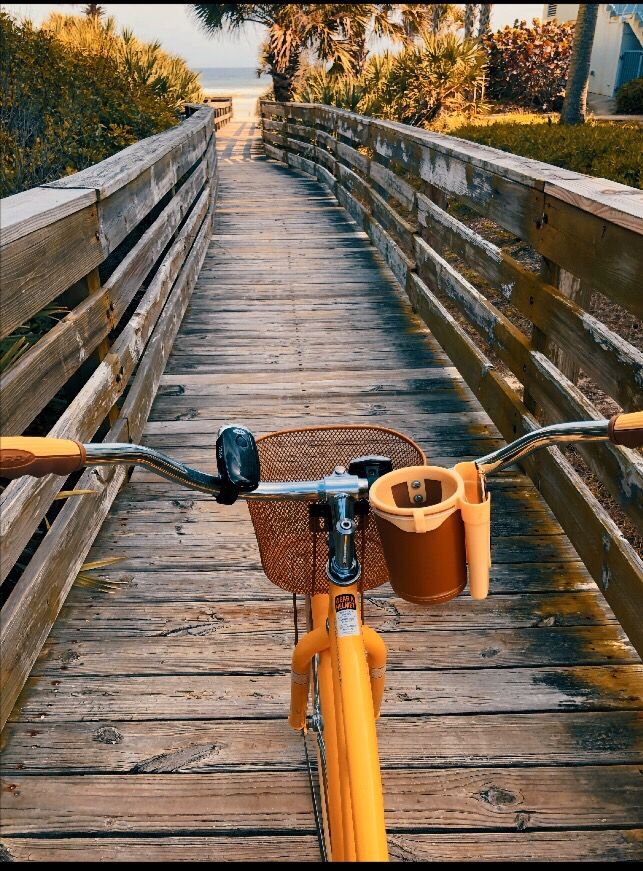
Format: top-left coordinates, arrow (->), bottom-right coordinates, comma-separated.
46,109 -> 212,200
281,104 -> 641,314
0,203 -> 211,732
0,160 -> 208,435
0,185 -> 211,584
0,202 -> 104,340
0,186 -> 96,246
415,191 -> 643,412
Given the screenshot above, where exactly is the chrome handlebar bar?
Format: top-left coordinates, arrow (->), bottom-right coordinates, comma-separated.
83,443 -> 369,501
83,419 -> 614,500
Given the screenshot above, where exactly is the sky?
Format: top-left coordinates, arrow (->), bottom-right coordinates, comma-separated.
3,4 -> 546,68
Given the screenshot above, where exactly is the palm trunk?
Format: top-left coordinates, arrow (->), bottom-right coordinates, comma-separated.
464,4 -> 479,39
478,4 -> 492,36
560,4 -> 599,125
266,46 -> 300,103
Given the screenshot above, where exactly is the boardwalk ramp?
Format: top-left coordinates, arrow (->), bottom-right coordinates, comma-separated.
1,112 -> 642,862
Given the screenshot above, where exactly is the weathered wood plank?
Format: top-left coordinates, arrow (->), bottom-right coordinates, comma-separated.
0,162 -> 207,434
0,836 -> 321,863
0,188 -> 210,585
4,830 -> 641,862
3,711 -> 640,773
10,665 -> 643,720
31,623 -> 636,678
0,773 -> 314,835
2,766 -> 641,833
0,201 -> 104,340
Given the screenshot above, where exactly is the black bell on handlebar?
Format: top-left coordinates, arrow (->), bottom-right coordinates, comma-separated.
215,425 -> 260,504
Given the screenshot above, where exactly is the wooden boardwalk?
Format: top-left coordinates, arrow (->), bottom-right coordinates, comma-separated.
1,119 -> 642,862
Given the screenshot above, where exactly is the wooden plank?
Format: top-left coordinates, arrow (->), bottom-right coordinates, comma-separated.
0,186 -> 96,245
0,202 -> 212,730
3,830 -> 640,862
0,202 -> 104,340
43,591 -> 620,638
386,830 -> 643,862
10,665 -> 643,720
0,162 -> 207,435
0,188 -> 211,584
31,624 -> 637,677
1,766 -> 641,833
47,109 -> 213,253
416,191 -> 643,412
0,836 -> 321,863
0,773 -> 314,835
3,711 -> 640,773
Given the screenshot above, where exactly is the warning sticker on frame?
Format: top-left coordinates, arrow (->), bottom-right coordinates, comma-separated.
335,593 -> 359,637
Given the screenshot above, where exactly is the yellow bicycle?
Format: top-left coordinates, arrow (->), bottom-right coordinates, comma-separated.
1,411 -> 641,862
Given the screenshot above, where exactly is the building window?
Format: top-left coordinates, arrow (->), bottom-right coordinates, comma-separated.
547,4 -> 558,17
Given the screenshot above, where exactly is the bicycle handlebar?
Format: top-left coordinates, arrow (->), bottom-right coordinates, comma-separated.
1,412 -> 641,496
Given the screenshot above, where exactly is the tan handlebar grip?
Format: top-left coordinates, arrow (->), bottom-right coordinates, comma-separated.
0,437 -> 86,479
608,412 -> 643,448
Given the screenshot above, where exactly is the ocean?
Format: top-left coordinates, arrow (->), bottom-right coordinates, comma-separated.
196,67 -> 272,118
196,67 -> 271,97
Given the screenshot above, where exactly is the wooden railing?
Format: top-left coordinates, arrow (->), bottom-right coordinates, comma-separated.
260,100 -> 643,654
0,104 -> 229,729
200,97 -> 233,127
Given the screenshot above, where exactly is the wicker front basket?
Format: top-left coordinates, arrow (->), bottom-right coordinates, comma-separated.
248,425 -> 425,594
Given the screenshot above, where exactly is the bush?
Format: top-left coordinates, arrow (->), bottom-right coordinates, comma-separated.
483,18 -> 575,111
449,116 -> 642,188
295,33 -> 487,126
616,77 -> 643,115
0,12 -> 202,197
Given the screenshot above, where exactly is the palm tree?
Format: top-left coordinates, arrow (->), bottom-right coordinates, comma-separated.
560,4 -> 599,125
478,4 -> 492,36
83,3 -> 105,18
191,4 -> 404,102
464,4 -> 479,39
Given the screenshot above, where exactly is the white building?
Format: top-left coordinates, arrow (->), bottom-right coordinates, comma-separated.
543,4 -> 643,96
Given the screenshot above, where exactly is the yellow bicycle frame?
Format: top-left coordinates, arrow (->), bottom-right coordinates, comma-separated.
290,588 -> 388,862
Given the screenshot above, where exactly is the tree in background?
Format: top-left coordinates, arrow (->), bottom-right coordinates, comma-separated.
560,3 -> 599,124
478,4 -> 492,36
83,4 -> 105,18
464,4 -> 479,38
192,4 -> 414,101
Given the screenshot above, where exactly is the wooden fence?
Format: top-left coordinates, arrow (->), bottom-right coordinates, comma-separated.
0,104 -> 229,730
201,97 -> 234,127
260,100 -> 643,656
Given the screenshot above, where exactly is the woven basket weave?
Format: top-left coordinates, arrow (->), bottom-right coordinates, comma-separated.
248,425 -> 425,594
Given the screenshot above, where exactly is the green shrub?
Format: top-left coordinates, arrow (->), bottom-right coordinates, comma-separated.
0,11 -> 202,197
449,116 -> 642,188
616,77 -> 643,115
294,33 -> 486,125
483,19 -> 575,111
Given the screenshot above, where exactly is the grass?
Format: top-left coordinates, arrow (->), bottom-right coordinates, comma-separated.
434,113 -> 642,189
